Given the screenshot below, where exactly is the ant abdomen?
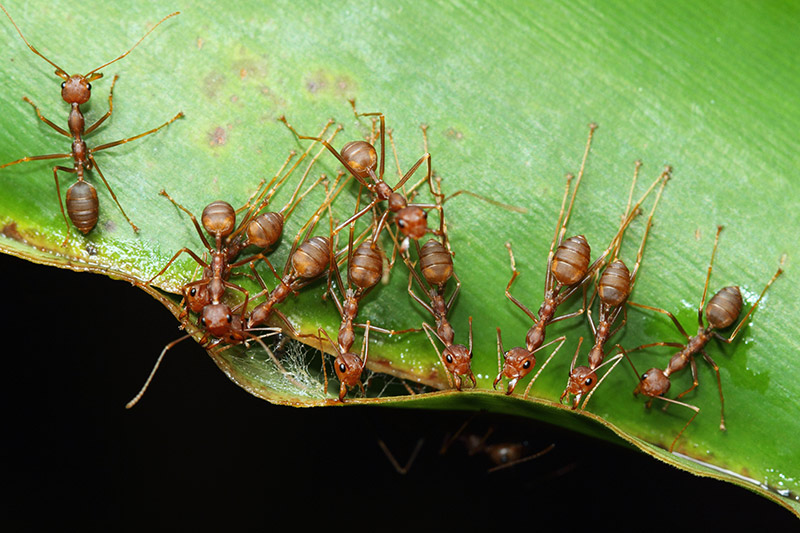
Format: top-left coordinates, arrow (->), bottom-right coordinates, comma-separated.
598,259 -> 631,306
65,181 -> 98,234
419,239 -> 453,287
340,140 -> 377,179
551,235 -> 591,286
706,286 -> 743,330
201,201 -> 236,238
247,212 -> 284,249
292,236 -> 331,278
349,240 -> 383,290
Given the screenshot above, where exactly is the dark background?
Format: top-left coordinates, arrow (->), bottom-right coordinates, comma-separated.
2,252 -> 796,530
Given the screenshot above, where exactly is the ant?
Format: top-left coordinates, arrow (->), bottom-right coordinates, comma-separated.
246,172 -> 352,334
279,102 -> 446,244
399,210 -> 475,390
0,6 -> 183,243
560,163 -> 670,409
622,225 -> 784,452
175,123 -> 341,316
494,124 -> 663,396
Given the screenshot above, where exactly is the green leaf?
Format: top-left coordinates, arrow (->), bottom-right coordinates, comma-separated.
1,0 -> 798,518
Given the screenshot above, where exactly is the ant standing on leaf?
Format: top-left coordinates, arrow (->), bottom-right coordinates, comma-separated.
622,225 -> 784,452
0,5 -> 183,243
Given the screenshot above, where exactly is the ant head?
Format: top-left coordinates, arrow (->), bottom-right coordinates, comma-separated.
705,286 -> 742,330
200,303 -> 234,338
565,365 -> 598,399
598,259 -> 631,307
292,236 -> 331,279
334,352 -> 365,387
443,344 -> 473,376
182,283 -> 210,313
499,347 -> 536,393
60,74 -> 94,105
634,368 -> 670,398
201,201 -> 236,239
551,235 -> 591,286
395,206 -> 428,239
340,141 -> 377,179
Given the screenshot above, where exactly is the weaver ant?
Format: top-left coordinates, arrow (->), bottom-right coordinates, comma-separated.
0,6 -> 183,243
622,225 -> 784,452
560,164 -> 670,409
494,124 -> 664,396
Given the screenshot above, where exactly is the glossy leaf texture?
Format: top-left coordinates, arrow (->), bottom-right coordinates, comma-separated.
0,0 -> 797,517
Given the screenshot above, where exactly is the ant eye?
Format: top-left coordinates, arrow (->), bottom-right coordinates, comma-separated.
422,211 -> 428,219
469,352 -> 473,359
61,81 -> 66,89
446,354 -> 453,363
339,363 -> 346,372
87,83 -> 92,90
397,219 -> 406,228
585,378 -> 593,386
642,373 -> 648,380
523,361 -> 531,369
226,314 -> 232,322
200,318 -> 206,326
190,288 -> 197,296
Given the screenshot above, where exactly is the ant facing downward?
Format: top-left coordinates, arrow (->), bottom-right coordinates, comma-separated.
622,225 -> 784,452
280,101 -> 446,244
0,6 -> 183,244
560,163 -> 671,410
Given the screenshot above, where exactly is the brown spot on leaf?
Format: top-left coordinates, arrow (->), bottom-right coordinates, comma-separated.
445,128 -> 464,140
209,126 -> 228,146
197,37 -> 204,49
204,72 -> 224,100
2,222 -> 23,242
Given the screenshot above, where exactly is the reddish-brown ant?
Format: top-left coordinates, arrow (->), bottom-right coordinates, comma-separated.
318,321 -> 373,401
622,225 -> 784,451
279,104 -> 446,244
0,6 -> 183,243
246,172 -> 351,334
173,123 -> 341,316
494,125 -> 663,396
560,164 -> 670,409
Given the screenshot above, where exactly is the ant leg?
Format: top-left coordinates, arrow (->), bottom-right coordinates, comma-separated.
624,341 -> 685,353
580,352 -> 625,411
52,166 -> 76,245
422,322 -> 453,389
560,124 -> 598,234
158,189 -> 212,251
559,338 -> 584,404
91,111 -> 184,153
146,247 -> 208,285
700,349 -> 726,430
660,396 -> 700,453
0,151 -> 71,169
494,328 -> 505,391
523,335 -> 567,399
505,242 -> 539,322
698,225 -> 724,327
628,301 -> 691,339
85,74 -> 119,135
488,443 -> 556,474
22,96 -> 69,136
88,156 -> 139,232
442,189 -> 527,214
669,357 -> 700,410
126,334 -> 192,408
377,438 -> 425,475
